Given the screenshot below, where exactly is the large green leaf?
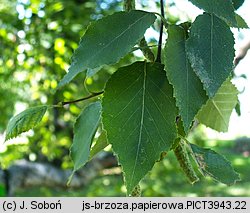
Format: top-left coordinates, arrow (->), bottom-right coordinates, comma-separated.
186,13 -> 235,97
102,62 -> 178,194
5,106 -> 48,141
164,25 -> 208,133
70,101 -> 101,173
188,0 -> 237,26
190,143 -> 240,185
196,80 -> 238,132
58,10 -> 156,87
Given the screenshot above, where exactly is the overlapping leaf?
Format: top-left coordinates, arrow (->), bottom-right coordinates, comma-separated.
188,0 -> 237,26
102,62 -> 178,193
186,13 -> 235,97
190,144 -> 240,185
58,10 -> 156,87
89,130 -> 108,160
5,106 -> 48,141
70,101 -> 101,173
164,25 -> 208,133
196,79 -> 238,132
234,14 -> 248,29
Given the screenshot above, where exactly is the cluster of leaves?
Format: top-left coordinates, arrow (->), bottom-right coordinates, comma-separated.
0,0 -> 125,167
5,0 -> 248,195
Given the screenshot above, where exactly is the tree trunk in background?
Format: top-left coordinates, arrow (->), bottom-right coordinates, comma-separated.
0,152 -> 117,196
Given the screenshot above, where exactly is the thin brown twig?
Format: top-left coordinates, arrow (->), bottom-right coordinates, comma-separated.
61,91 -> 104,106
156,0 -> 165,63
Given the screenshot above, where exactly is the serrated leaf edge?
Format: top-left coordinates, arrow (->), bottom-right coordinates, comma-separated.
186,14 -> 235,98
58,10 -> 156,88
5,105 -> 48,141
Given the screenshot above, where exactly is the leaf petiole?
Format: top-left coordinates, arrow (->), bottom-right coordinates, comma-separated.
56,91 -> 104,107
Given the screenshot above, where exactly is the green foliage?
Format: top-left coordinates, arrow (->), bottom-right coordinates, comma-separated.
164,25 -> 207,132
188,0 -> 237,26
3,0 -> 248,195
70,101 -> 101,173
0,184 -> 6,197
58,10 -> 156,87
190,143 -> 240,185
102,62 -> 177,194
5,106 -> 48,141
0,0 -> 109,167
13,137 -> 250,196
186,13 -> 235,97
197,80 -> 238,132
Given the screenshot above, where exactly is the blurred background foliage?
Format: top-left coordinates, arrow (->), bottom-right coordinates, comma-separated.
11,129 -> 250,197
0,0 -> 249,196
0,0 -> 127,169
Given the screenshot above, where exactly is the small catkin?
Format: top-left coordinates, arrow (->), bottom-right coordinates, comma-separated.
139,38 -> 155,62
174,141 -> 199,184
124,0 -> 135,11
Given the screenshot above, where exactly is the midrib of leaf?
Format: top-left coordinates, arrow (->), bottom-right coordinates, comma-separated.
83,14 -> 149,65
11,109 -> 46,132
5,106 -> 48,141
15,112 -> 39,126
131,62 -> 147,185
211,100 -> 227,126
210,14 -> 214,76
